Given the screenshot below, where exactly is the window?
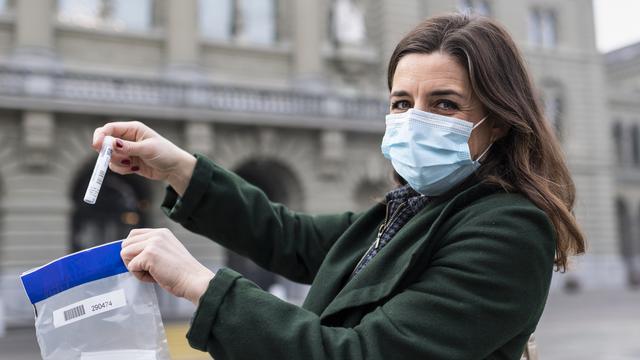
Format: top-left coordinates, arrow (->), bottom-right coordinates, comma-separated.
199,0 -> 233,41
542,83 -> 564,139
58,0 -> 101,28
199,0 -> 276,45
458,0 -> 491,16
613,122 -> 623,165
540,9 -> 557,47
330,0 -> 367,46
238,0 -> 276,45
71,160 -> 151,252
616,199 -> 630,255
529,8 -> 557,48
616,199 -> 640,288
544,94 -> 562,137
111,0 -> 153,31
57,0 -> 154,32
0,0 -> 14,13
633,125 -> 640,166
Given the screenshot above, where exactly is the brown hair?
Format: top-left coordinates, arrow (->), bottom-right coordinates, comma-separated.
387,13 -> 585,272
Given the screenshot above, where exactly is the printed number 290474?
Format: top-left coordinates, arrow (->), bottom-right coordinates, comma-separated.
90,300 -> 113,312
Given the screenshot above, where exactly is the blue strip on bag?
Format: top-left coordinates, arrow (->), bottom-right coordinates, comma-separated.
21,240 -> 128,304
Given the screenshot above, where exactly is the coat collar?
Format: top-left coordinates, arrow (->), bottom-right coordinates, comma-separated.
385,184 -> 430,214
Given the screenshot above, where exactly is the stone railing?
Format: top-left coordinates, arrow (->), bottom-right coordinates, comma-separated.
0,66 -> 388,129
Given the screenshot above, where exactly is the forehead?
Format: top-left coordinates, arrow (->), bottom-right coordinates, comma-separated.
392,52 -> 470,94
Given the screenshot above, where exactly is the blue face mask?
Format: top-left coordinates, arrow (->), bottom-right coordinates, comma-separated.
381,108 -> 492,196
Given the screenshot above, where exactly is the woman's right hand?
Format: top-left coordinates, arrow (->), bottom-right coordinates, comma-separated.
93,121 -> 196,196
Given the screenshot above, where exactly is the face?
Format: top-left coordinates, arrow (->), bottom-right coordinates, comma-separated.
389,52 -> 495,159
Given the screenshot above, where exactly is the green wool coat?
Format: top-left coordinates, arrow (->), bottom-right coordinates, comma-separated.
161,155 -> 556,360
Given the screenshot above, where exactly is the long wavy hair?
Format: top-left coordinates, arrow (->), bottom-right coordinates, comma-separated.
387,13 -> 585,272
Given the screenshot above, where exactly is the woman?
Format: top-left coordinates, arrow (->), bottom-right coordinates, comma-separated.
93,14 -> 585,359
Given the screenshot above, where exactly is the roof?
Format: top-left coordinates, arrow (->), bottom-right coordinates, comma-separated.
606,41 -> 640,65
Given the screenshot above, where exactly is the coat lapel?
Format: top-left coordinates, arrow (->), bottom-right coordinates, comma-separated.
315,182 -> 499,320
318,201 -> 446,320
302,203 -> 385,315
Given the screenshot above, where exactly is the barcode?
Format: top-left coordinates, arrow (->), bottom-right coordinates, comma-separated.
96,170 -> 105,186
63,305 -> 86,321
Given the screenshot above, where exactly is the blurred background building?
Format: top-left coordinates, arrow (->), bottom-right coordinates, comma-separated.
0,0 -> 638,357
607,41 -> 640,288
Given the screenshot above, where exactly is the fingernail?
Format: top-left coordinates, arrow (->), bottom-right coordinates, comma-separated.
121,159 -> 131,165
131,166 -> 140,172
116,139 -> 124,149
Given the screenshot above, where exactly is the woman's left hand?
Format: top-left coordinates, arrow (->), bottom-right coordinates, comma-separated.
121,228 -> 215,305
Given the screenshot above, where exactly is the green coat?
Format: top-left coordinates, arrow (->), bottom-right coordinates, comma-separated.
162,155 -> 556,360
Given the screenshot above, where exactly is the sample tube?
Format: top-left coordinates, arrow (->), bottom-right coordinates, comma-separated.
84,136 -> 114,204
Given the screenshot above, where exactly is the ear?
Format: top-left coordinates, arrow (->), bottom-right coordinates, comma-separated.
490,119 -> 510,142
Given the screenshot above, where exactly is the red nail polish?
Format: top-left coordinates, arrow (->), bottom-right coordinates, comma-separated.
131,166 -> 140,172
121,159 -> 131,165
115,139 -> 124,149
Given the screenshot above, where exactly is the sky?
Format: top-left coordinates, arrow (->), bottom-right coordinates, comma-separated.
593,0 -> 640,52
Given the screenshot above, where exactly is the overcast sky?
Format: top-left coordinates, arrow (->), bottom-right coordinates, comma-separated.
593,0 -> 640,52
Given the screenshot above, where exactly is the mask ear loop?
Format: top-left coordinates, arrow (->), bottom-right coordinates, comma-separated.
475,142 -> 493,162
472,115 -> 489,130
472,115 -> 493,162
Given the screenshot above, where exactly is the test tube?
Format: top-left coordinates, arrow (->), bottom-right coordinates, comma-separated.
84,136 -> 114,204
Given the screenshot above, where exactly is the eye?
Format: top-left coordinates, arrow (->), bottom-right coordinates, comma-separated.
390,100 -> 411,112
435,99 -> 460,111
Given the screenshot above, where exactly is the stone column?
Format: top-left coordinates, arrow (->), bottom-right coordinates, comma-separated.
292,0 -> 326,90
165,0 -> 200,80
318,130 -> 345,179
14,0 -> 55,65
185,121 -> 214,157
22,111 -> 55,169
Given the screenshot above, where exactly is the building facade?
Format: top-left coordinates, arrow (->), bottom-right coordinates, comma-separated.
607,41 -> 640,288
0,0 -> 625,326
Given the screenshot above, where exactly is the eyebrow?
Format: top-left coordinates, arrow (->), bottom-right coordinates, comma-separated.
389,89 -> 465,99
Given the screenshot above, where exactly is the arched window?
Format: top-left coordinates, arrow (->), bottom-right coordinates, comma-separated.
228,158 -> 306,302
70,159 -> 152,252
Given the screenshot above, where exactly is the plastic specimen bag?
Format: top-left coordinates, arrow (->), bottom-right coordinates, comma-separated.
20,240 -> 170,360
